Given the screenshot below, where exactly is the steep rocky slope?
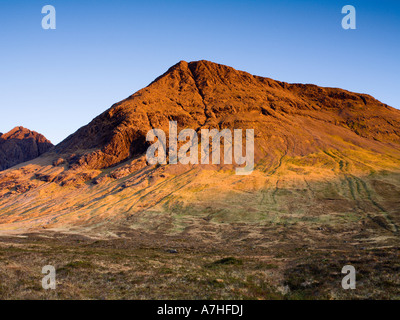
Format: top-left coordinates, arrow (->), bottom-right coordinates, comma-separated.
54,60 -> 400,171
0,127 -> 53,171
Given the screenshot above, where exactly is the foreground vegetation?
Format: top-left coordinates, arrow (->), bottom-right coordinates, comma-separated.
0,227 -> 398,300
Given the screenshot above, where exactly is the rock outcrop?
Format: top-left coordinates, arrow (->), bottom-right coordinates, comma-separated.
0,127 -> 53,171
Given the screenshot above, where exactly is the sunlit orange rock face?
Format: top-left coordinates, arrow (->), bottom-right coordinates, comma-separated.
0,127 -> 53,171
0,60 -> 399,234
54,60 -> 400,170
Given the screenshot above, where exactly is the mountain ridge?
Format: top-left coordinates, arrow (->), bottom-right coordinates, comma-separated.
52,60 -> 400,173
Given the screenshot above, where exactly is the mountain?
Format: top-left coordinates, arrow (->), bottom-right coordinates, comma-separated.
55,60 -> 400,171
0,60 -> 399,237
0,126 -> 53,171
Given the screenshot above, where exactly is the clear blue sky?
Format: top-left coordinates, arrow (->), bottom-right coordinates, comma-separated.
1,0 -> 399,144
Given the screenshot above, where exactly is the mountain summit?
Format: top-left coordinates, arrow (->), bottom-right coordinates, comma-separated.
55,60 -> 400,171
0,126 -> 53,171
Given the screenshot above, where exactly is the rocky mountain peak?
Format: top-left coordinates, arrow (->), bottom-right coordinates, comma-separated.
0,127 -> 53,171
53,60 -> 400,171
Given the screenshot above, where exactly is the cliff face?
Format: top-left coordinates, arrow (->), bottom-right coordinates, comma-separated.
0,127 -> 53,171
54,60 -> 400,170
